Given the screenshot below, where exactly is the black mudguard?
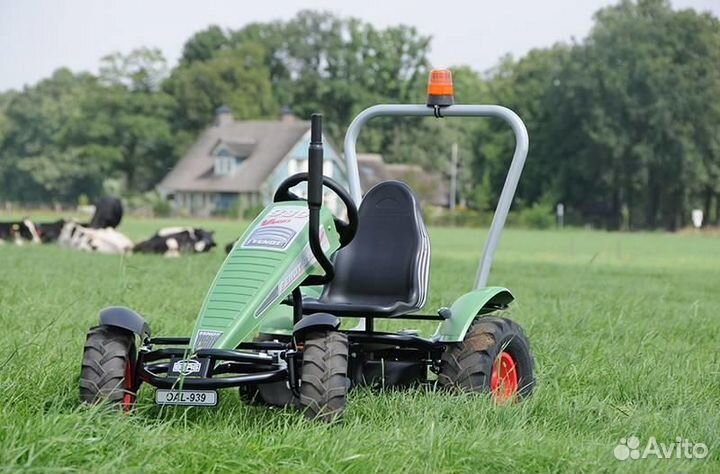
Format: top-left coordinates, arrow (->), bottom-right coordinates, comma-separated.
293,313 -> 340,339
99,306 -> 151,339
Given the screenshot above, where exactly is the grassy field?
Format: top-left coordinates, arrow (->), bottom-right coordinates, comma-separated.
0,217 -> 718,473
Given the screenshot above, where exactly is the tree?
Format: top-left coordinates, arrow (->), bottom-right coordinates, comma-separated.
74,84 -> 176,193
192,11 -> 432,147
164,42 -> 277,133
0,69 -> 106,203
180,25 -> 231,64
0,50 -> 178,203
561,0 -> 720,229
99,47 -> 169,92
468,0 -> 720,229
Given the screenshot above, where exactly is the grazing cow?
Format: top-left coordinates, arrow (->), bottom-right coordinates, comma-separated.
58,221 -> 133,255
0,220 -> 41,245
35,219 -> 67,243
134,227 -> 217,257
89,196 -> 123,229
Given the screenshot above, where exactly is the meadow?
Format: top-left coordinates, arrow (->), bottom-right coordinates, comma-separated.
0,217 -> 718,473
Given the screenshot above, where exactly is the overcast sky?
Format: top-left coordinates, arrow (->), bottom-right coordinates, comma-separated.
0,0 -> 717,92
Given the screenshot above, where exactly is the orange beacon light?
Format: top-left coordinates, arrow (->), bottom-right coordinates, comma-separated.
427,69 -> 454,107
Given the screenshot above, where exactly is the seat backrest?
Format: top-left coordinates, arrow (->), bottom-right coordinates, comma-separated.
321,181 -> 430,311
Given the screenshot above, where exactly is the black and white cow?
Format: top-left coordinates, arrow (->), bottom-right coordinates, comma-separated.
0,219 -> 41,245
89,196 -> 123,229
35,219 -> 67,243
58,221 -> 134,254
133,227 -> 217,257
29,197 -> 122,245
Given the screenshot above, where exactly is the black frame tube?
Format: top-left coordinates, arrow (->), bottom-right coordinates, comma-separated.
306,113 -> 334,284
147,337 -> 191,345
138,366 -> 287,389
137,346 -> 285,389
346,332 -> 443,351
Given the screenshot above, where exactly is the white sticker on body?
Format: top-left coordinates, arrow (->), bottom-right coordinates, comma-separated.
254,227 -> 331,317
241,206 -> 310,251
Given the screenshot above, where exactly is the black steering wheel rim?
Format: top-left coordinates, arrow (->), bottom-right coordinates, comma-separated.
273,172 -> 359,248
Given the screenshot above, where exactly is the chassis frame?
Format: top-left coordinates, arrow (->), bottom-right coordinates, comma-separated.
135,311 -> 454,394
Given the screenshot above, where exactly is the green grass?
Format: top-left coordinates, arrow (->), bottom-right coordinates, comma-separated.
0,217 -> 718,473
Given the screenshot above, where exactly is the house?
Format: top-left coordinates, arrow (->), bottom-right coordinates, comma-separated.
357,153 -> 449,207
158,106 -> 347,216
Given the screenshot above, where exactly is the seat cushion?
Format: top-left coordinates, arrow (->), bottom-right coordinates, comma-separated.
305,181 -> 430,317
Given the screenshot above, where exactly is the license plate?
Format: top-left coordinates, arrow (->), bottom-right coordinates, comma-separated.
155,389 -> 218,407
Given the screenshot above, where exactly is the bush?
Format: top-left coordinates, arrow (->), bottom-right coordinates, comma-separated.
153,198 -> 172,217
514,203 -> 554,229
123,191 -> 171,217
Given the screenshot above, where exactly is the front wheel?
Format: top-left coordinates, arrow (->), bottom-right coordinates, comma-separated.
79,326 -> 138,411
239,334 -> 296,407
439,316 -> 535,402
298,330 -> 349,422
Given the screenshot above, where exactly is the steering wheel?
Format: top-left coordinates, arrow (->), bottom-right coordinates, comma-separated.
273,172 -> 359,248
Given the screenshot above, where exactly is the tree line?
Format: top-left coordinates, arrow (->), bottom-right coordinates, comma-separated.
0,0 -> 718,229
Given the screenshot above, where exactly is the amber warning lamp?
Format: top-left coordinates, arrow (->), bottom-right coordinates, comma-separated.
427,68 -> 454,107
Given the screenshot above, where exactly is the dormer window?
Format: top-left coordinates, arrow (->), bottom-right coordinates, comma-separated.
214,153 -> 236,176
211,139 -> 255,177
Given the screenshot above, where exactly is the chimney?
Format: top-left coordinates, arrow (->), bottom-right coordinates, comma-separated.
279,105 -> 295,123
215,105 -> 233,127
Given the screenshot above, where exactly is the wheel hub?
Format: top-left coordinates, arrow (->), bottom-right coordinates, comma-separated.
122,361 -> 135,412
490,351 -> 518,402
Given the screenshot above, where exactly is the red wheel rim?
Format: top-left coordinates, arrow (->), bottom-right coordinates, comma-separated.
490,352 -> 518,402
122,360 -> 135,412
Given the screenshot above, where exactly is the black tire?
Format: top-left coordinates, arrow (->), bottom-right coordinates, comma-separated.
238,334 -> 296,407
298,330 -> 349,422
79,326 -> 137,410
439,316 -> 535,399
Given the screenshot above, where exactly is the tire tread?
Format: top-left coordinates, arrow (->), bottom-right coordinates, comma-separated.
299,331 -> 349,422
79,326 -> 135,405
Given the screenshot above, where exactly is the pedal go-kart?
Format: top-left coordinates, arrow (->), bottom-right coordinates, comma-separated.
79,69 -> 535,421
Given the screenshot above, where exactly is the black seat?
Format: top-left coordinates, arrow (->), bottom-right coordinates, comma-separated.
303,181 -> 430,317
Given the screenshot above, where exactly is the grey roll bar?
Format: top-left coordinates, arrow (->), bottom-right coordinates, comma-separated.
342,104 -> 529,289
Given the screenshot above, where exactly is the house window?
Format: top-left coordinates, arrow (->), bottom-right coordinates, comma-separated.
212,140 -> 254,177
214,154 -> 236,176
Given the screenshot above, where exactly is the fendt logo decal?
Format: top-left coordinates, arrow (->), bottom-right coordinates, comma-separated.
242,207 -> 309,251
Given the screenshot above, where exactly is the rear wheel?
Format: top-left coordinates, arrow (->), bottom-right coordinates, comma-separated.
298,330 -> 349,422
79,326 -> 137,411
439,316 -> 534,401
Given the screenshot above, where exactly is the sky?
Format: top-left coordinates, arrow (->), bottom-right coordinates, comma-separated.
0,0 -> 718,92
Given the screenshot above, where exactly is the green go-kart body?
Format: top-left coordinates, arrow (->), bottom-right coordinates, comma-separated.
191,202 -> 341,351
80,72 -> 536,418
